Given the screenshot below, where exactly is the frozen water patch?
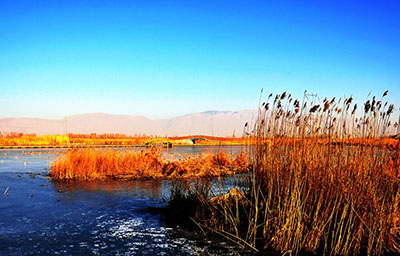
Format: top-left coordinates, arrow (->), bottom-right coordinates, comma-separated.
0,147 -> 248,255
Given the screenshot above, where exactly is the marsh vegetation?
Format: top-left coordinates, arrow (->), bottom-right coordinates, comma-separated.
50,148 -> 250,180
167,91 -> 400,255
35,90 -> 400,255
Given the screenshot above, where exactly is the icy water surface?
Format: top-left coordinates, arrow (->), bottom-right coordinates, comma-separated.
0,146 -> 247,255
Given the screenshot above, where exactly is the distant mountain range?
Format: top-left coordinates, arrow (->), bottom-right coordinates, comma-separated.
0,110 -> 256,137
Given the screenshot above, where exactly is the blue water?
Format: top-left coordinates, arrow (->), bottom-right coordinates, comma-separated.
0,146 -> 246,255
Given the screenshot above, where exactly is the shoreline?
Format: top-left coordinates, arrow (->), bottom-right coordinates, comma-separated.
0,143 -> 248,150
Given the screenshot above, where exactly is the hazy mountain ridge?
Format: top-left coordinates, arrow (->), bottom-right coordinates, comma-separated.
0,110 -> 256,137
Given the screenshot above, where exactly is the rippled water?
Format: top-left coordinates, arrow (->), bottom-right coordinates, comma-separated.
0,146 -> 248,255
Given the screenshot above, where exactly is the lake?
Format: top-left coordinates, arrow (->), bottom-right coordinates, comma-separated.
0,145 -> 248,255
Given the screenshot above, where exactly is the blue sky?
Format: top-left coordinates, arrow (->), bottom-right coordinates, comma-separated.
1,0 -> 399,119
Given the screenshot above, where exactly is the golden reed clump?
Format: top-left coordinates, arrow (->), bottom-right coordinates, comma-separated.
180,90 -> 400,255
50,148 -> 250,180
243,91 -> 400,255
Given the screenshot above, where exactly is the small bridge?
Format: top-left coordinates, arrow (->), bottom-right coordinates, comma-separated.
144,136 -> 231,147
188,137 -> 208,144
172,136 -> 225,144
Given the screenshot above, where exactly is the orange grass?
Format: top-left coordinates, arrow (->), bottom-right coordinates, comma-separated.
168,90 -> 400,255
242,91 -> 400,255
0,133 -> 249,147
50,148 -> 250,180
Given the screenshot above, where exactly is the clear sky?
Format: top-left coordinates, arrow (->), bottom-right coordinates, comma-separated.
1,0 -> 399,119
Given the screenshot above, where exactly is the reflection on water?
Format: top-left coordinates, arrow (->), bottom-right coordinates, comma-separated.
0,146 -> 247,255
52,179 -> 165,199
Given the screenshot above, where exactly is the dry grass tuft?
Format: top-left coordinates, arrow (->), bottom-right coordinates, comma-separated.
50,148 -> 250,180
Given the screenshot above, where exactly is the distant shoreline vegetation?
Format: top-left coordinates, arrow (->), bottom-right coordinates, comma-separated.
0,132 -> 398,149
0,134 -> 250,148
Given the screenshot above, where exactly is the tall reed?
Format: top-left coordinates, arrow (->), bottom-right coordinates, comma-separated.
179,91 -> 399,255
